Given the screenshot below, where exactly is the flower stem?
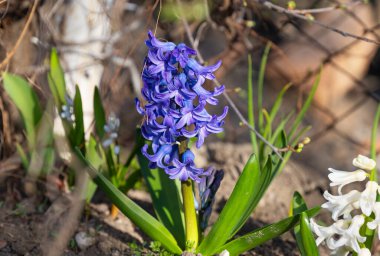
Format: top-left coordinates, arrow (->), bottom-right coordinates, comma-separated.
181,179 -> 198,249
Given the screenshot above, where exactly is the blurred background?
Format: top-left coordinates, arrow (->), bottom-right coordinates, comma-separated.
1,0 -> 380,255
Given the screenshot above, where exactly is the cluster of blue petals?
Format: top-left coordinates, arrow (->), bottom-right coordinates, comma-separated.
136,31 -> 228,182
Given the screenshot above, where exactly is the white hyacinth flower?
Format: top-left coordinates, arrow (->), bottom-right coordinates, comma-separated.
353,155 -> 376,171
310,218 -> 340,246
322,190 -> 361,220
359,248 -> 372,256
359,181 -> 378,216
367,202 -> 380,239
328,168 -> 368,194
331,215 -> 366,253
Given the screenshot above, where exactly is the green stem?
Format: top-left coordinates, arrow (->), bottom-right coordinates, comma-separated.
181,179 -> 199,250
178,139 -> 198,249
370,104 -> 380,181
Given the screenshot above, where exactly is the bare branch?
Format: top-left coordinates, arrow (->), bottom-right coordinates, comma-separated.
252,0 -> 380,45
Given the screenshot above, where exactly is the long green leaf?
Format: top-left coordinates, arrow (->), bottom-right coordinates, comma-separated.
247,54 -> 258,154
136,131 -> 185,248
271,126 -> 310,180
16,143 -> 29,169
269,111 -> 294,144
257,43 -> 271,131
269,83 -> 292,122
93,87 -> 106,139
216,207 -> 321,256
370,104 -> 380,181
75,149 -> 182,254
49,48 -> 66,104
291,192 -> 309,256
288,68 -> 321,141
364,104 -> 380,248
300,212 -> 319,256
197,154 -> 266,255
3,73 -> 43,148
73,86 -> 85,151
85,136 -> 103,202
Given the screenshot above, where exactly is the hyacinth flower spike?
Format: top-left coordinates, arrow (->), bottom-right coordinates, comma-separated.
312,155 -> 379,255
136,31 -> 227,249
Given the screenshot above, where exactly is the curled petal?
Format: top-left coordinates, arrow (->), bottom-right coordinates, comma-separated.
353,154 -> 376,171
146,30 -> 176,51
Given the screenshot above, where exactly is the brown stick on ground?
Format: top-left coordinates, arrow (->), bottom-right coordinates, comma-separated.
0,0 -> 39,70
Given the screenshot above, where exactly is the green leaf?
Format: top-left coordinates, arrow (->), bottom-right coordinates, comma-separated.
247,54 -> 258,154
364,104 -> 380,248
291,191 -> 308,216
197,154 -> 272,255
269,111 -> 294,144
257,43 -> 271,131
291,192 -> 309,256
288,68 -> 321,141
72,86 -> 85,151
3,73 -> 43,148
16,143 -> 29,169
93,87 -> 106,139
300,212 -> 319,256
269,83 -> 292,122
74,149 -> 183,254
270,126 -> 310,181
47,74 -> 61,108
136,131 -> 186,248
120,168 -> 142,192
216,207 -> 321,256
370,104 -> 380,181
42,147 -> 55,176
85,136 -> 104,202
49,48 -> 66,104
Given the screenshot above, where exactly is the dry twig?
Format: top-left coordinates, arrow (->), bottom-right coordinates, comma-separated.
0,0 -> 40,69
252,0 -> 380,45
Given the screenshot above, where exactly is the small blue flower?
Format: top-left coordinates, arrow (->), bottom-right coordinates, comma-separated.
165,150 -> 204,182
142,144 -> 179,169
136,31 -> 228,182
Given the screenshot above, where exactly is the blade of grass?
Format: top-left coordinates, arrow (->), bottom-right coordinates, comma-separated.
247,54 -> 258,154
288,68 -> 321,141
269,111 -> 294,144
72,86 -> 85,152
49,48 -> 66,104
269,83 -> 292,122
271,126 -> 311,180
257,43 -> 271,131
260,109 -> 272,157
93,87 -> 106,139
370,104 -> 380,181
364,104 -> 380,249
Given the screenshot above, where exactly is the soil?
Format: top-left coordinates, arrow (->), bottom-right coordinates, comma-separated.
0,142 -> 328,256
